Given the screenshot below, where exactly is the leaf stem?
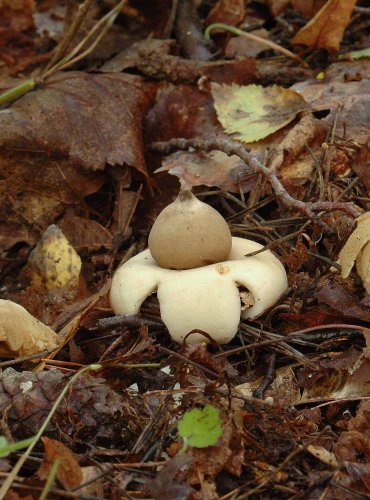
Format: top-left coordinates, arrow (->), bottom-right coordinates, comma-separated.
0,80 -> 36,107
204,23 -> 307,66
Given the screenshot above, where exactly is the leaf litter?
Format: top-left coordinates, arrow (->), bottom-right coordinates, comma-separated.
0,1 -> 370,499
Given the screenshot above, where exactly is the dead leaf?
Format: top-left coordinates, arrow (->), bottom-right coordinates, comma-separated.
59,215 -> 113,250
37,437 -> 82,489
144,455 -> 194,500
225,30 -> 270,58
206,0 -> 245,28
0,299 -> 58,358
314,276 -> 370,321
306,444 -> 338,468
28,225 -> 81,297
292,78 -> 370,144
211,83 -> 307,143
291,0 -> 327,18
78,466 -> 105,497
146,84 -> 220,143
292,0 -> 357,51
338,212 -> 370,293
157,150 -> 256,192
0,72 -> 153,174
270,114 -> 325,171
237,349 -> 370,405
0,0 -> 34,34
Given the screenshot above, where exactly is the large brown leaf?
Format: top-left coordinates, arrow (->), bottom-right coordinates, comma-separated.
292,0 -> 357,51
0,72 -> 153,173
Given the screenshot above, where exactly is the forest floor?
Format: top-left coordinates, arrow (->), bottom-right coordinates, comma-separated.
0,1 -> 369,499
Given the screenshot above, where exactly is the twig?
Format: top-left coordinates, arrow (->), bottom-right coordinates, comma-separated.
253,353 -> 277,398
0,0 -> 127,107
204,23 -> 307,66
0,347 -> 59,368
43,0 -> 94,73
94,314 -> 163,330
151,136 -> 361,230
237,427 -> 331,498
244,229 -> 304,256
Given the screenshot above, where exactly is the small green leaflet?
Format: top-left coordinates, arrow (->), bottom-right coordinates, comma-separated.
340,47 -> 370,60
177,405 -> 223,449
0,435 -> 36,458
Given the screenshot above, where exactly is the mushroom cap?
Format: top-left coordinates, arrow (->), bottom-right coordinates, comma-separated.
110,237 -> 288,344
148,190 -> 232,270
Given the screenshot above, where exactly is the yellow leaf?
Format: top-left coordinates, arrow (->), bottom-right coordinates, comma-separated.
211,83 -> 307,143
338,212 -> 370,294
29,224 -> 81,294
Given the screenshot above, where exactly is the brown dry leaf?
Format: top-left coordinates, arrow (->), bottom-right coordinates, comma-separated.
0,0 -> 34,34
306,444 -> 338,468
59,215 -> 113,250
225,30 -> 270,58
237,349 -> 370,405
265,0 -> 290,16
338,212 -> 370,294
0,72 -> 153,173
292,0 -> 357,51
157,150 -> 255,193
0,299 -> 58,358
270,114 -> 325,171
78,466 -> 105,497
206,0 -> 245,28
314,277 -> 370,321
292,78 -> 370,144
291,0 -> 326,18
37,437 -> 82,489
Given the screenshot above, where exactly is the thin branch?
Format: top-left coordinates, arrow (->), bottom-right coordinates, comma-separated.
151,136 -> 361,231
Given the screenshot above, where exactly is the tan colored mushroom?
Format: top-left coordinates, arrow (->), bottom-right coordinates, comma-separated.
110,237 -> 287,344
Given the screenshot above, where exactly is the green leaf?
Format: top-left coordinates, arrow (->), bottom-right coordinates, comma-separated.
211,83 -> 307,143
340,47 -> 370,60
0,436 -> 36,458
177,405 -> 223,449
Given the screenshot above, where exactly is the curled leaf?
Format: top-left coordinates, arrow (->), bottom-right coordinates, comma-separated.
0,300 -> 59,358
338,212 -> 370,293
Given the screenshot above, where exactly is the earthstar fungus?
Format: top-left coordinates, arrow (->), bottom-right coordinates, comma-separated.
110,190 -> 288,344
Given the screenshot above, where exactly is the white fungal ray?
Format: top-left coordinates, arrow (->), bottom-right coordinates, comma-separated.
110,237 -> 288,344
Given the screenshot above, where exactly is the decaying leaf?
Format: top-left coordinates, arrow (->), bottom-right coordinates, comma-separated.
237,348 -> 370,406
38,437 -> 82,489
338,212 -> 370,294
292,77 -> 370,144
0,300 -> 59,358
292,0 -> 357,51
28,225 -> 81,297
211,83 -> 307,142
157,150 -> 255,192
206,0 -> 245,28
0,72 -> 153,174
